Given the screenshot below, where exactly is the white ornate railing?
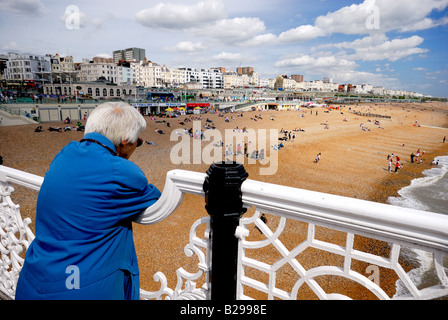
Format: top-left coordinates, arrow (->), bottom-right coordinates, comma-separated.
0,166 -> 42,299
1,165 -> 447,300
238,179 -> 448,300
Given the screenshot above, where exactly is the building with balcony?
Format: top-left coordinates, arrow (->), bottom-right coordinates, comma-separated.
3,52 -> 51,85
78,58 -> 118,83
179,68 -> 223,90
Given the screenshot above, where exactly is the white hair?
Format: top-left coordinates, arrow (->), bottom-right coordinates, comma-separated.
84,102 -> 146,146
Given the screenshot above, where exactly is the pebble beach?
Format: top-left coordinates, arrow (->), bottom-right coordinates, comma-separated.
1,101 -> 447,299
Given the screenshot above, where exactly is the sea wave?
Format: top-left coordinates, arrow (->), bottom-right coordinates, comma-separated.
388,156 -> 448,214
388,155 -> 448,299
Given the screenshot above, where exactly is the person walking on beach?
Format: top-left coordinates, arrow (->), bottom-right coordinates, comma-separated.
387,154 -> 393,172
15,102 -> 161,300
315,153 -> 321,164
395,159 -> 401,173
443,136 -> 446,143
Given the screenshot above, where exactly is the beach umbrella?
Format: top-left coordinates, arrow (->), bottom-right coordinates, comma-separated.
166,107 -> 174,112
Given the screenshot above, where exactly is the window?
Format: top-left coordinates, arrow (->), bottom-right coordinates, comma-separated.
103,88 -> 107,96
116,89 -> 120,96
96,88 -> 100,96
110,89 -> 114,96
88,88 -> 92,96
123,89 -> 126,95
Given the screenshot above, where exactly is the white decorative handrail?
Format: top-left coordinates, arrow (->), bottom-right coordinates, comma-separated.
0,166 -> 208,300
1,165 -> 447,300
238,179 -> 448,300
241,179 -> 448,253
134,170 -> 206,225
0,166 -> 44,192
0,166 -> 42,299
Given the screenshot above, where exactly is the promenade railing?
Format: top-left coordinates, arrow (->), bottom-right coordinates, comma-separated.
1,163 -> 447,300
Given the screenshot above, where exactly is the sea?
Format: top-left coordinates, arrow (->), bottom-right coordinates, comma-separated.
388,155 -> 448,299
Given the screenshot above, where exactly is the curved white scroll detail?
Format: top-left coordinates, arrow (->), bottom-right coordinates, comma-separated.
134,170 -> 206,225
0,182 -> 36,299
140,217 -> 211,300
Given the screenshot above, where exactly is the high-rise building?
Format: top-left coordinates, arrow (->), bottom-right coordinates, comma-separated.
291,74 -> 304,83
113,47 -> 146,64
236,67 -> 254,75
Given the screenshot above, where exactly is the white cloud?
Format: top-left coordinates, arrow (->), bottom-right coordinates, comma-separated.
60,10 -> 102,29
334,70 -> 400,87
278,0 -> 448,44
413,67 -> 427,71
275,54 -> 358,71
400,16 -> 448,32
1,41 -> 21,51
278,25 -> 326,43
0,0 -> 46,16
134,1 -> 273,46
314,0 -> 377,35
134,0 -> 226,30
274,52 -> 401,88
325,34 -> 429,62
375,0 -> 448,32
315,0 -> 448,34
351,35 -> 427,61
211,52 -> 243,62
164,41 -> 207,54
243,33 -> 277,46
195,17 -> 267,44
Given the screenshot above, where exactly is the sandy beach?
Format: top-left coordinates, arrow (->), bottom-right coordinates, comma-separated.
1,101 -> 447,299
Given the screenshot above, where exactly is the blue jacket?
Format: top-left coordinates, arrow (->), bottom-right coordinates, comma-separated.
16,132 -> 161,299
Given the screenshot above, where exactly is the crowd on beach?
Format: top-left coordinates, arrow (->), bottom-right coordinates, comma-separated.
28,107 -> 366,166
30,105 -> 446,171
387,148 -> 429,173
34,117 -> 85,133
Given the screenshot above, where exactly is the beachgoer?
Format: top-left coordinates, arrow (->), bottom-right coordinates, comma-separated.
410,153 -> 415,163
315,153 -> 321,164
395,161 -> 401,173
15,102 -> 161,300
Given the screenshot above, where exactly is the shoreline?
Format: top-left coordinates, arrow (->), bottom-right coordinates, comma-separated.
1,101 -> 447,299
366,147 -> 448,205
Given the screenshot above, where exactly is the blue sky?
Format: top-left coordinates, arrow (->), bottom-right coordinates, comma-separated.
1,0 -> 447,97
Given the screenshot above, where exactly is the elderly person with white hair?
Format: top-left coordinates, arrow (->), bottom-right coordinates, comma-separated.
16,102 -> 161,300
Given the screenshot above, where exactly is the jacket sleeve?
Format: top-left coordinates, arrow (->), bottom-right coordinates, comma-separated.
111,158 -> 162,220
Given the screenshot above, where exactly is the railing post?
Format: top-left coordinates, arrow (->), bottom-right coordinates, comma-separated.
204,161 -> 248,300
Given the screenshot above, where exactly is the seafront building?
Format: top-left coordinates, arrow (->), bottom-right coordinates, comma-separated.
179,67 -> 224,90
112,47 -> 146,64
0,48 -> 426,99
3,53 -> 51,86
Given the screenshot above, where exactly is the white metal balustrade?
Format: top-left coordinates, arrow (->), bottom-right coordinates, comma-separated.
1,165 -> 447,300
